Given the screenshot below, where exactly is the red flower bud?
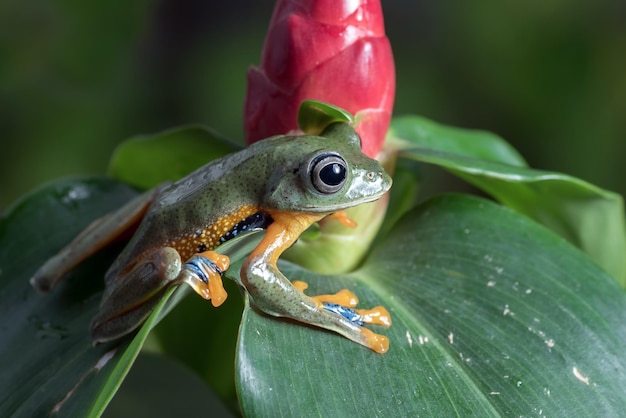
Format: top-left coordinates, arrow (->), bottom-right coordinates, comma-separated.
245,0 -> 395,158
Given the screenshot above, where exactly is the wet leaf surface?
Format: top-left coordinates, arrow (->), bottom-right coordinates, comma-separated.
235,195 -> 626,417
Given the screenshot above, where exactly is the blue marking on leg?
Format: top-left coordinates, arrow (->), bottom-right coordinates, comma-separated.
183,255 -> 223,284
323,302 -> 364,326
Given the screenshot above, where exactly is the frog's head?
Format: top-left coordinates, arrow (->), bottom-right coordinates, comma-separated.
265,122 -> 392,213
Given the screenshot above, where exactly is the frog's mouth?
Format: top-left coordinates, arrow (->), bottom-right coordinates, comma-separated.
302,169 -> 392,212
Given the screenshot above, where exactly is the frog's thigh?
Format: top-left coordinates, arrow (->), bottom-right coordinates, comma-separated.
91,247 -> 182,343
243,258 -> 389,354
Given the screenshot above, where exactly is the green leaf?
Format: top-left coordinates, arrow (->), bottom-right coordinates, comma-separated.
5,170 -> 625,416
0,177 -> 198,417
87,284 -> 183,417
148,237 -> 263,412
108,125 -> 241,189
103,352 -> 235,417
0,177 -> 138,417
235,194 -> 626,417
389,115 -> 626,286
389,115 -> 527,166
0,176 -> 257,416
297,100 -> 354,135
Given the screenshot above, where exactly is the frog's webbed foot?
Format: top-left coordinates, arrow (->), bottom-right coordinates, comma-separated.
92,247 -> 183,343
179,251 -> 230,307
315,295 -> 392,353
292,280 -> 392,328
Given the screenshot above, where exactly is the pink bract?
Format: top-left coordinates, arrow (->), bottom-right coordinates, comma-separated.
244,0 -> 395,158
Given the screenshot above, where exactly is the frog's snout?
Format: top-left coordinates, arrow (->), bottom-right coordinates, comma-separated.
367,169 -> 393,193
346,167 -> 392,202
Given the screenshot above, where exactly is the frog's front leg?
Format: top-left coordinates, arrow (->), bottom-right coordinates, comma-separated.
241,211 -> 391,354
91,248 -> 229,343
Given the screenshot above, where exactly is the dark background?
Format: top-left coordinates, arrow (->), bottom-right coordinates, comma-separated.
1,0 -> 625,209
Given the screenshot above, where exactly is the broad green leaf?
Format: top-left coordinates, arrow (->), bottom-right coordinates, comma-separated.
0,177 -> 138,417
235,194 -> 626,417
108,125 -> 241,189
0,177 -> 258,416
147,237 -> 263,413
389,115 -> 527,166
5,172 -> 625,417
103,352 -> 235,417
0,177 -> 194,417
389,116 -> 626,286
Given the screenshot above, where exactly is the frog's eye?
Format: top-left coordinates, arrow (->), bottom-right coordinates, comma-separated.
309,153 -> 348,194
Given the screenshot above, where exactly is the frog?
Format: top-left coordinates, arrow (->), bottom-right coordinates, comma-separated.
30,121 -> 393,353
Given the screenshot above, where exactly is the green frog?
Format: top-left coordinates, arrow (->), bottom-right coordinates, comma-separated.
31,122 -> 393,353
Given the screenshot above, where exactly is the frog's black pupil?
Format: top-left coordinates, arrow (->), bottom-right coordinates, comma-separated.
320,163 -> 345,186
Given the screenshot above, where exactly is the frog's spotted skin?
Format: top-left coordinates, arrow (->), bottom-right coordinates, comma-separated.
161,205 -> 266,261
30,122 -> 393,353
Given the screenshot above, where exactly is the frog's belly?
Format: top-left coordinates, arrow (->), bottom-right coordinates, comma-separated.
161,205 -> 272,261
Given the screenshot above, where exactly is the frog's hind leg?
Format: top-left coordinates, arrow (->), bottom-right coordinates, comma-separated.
91,248 -> 230,343
30,188 -> 160,293
91,246 -> 182,343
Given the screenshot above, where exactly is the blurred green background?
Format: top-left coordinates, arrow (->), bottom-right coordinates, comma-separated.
1,0 -> 624,210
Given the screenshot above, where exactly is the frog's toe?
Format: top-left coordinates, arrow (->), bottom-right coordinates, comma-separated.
315,289 -> 358,307
360,328 -> 390,354
356,306 -> 392,327
293,281 -> 359,308
291,280 -> 309,292
322,303 -> 392,328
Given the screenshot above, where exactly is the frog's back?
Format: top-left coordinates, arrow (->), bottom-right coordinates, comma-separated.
107,136 -> 300,276
117,146 -> 272,266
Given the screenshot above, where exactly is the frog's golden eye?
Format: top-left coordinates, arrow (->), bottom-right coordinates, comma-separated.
310,153 -> 347,194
